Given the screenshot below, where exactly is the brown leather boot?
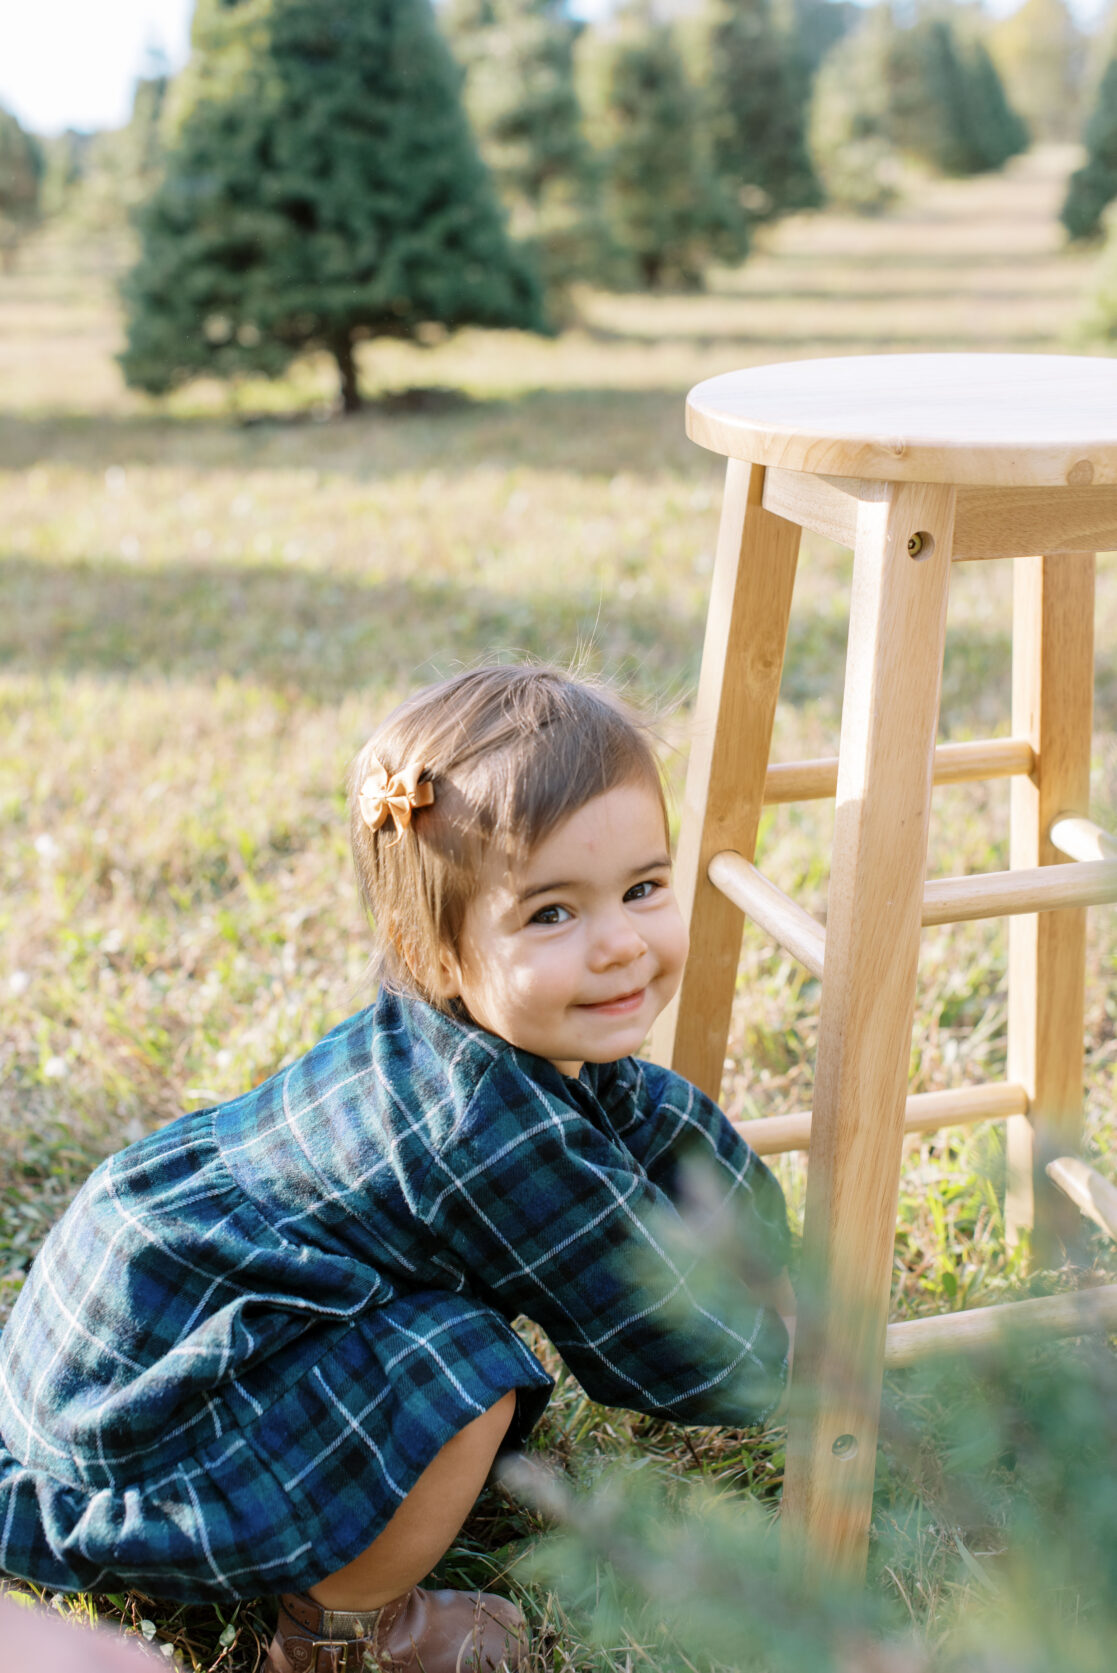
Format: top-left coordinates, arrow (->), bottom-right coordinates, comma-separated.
264,1585 -> 528,1673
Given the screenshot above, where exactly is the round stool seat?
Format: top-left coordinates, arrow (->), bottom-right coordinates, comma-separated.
686,353 -> 1117,488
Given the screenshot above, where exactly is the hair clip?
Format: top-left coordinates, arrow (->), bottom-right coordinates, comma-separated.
358,757 -> 434,838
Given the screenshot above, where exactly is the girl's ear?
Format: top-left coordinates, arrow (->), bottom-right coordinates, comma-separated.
434,943 -> 463,1002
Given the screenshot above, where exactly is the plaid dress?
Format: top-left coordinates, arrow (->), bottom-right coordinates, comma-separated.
0,989 -> 789,1603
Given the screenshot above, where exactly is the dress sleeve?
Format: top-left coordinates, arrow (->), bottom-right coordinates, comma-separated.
606,1057 -> 791,1285
414,1053 -> 789,1427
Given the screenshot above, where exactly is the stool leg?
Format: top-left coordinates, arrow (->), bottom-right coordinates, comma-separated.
782,481 -> 957,1579
1007,552 -> 1096,1259
651,460 -> 800,1099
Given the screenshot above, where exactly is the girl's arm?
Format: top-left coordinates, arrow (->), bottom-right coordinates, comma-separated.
607,1055 -> 793,1294
416,1054 -> 792,1430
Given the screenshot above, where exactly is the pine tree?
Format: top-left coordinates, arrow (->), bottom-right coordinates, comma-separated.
46,64 -> 170,239
989,0 -> 1086,142
890,18 -> 985,177
0,104 -> 44,270
809,7 -> 898,213
961,38 -> 1030,172
1084,1 -> 1117,106
584,6 -> 747,288
1062,51 -> 1117,240
811,8 -> 1026,210
699,0 -> 821,224
1084,213 -> 1117,340
783,0 -> 858,81
443,0 -> 610,296
120,0 -> 545,413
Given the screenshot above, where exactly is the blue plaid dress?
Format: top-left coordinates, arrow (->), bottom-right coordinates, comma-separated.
0,989 -> 789,1603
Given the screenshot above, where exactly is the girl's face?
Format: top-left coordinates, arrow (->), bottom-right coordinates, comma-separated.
439,779 -> 689,1077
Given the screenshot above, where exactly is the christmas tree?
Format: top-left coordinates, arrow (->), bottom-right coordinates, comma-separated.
1062,51 -> 1117,240
444,0 -> 611,297
961,37 -> 1031,172
0,104 -> 44,270
120,0 -> 545,412
699,0 -> 821,224
989,0 -> 1086,142
811,9 -> 1026,211
582,5 -> 746,289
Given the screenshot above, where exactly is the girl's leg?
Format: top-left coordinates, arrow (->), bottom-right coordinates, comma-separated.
309,1389 -> 517,1610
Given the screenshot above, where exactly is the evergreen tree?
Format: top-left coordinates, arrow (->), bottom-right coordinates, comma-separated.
889,17 -> 1019,178
1084,1 -> 1117,105
811,7 -> 1026,211
1084,212 -> 1117,340
783,0 -> 858,81
989,0 -> 1086,142
584,5 -> 747,288
809,7 -> 898,213
0,104 -> 44,270
46,65 -> 171,239
961,38 -> 1031,172
120,0 -> 545,413
698,0 -> 821,224
38,130 -> 93,223
1062,51 -> 1117,240
443,0 -> 610,296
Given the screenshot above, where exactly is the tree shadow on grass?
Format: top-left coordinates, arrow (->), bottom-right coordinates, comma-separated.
710,287 -> 1074,306
0,387 -> 705,480
581,326 -> 1059,352
0,554 -> 707,706
0,554 -> 1046,735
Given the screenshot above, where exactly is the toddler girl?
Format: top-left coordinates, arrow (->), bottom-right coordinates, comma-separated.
0,666 -> 793,1673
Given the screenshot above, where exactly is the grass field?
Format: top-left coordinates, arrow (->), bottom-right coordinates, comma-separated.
2,144 -> 1117,1668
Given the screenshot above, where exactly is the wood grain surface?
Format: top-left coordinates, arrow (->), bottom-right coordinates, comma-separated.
688,355 -> 1117,486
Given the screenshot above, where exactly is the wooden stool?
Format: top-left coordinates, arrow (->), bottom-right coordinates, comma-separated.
650,354 -> 1117,1578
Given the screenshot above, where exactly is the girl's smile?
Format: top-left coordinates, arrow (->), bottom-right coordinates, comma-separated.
439,779 -> 689,1076
577,988 -> 647,1015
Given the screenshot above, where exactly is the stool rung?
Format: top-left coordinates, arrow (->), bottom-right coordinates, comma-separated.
1050,816 -> 1117,863
733,1081 -> 1028,1157
1046,1156 -> 1117,1242
708,851 -> 825,978
709,853 -> 1117,968
763,737 -> 1035,805
922,860 -> 1117,925
884,1284 -> 1117,1369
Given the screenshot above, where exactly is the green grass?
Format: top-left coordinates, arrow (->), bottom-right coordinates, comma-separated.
2,144 -> 1116,1667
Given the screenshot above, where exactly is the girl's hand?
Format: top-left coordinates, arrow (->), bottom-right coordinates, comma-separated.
0,1597 -> 157,1670
750,1268 -> 796,1401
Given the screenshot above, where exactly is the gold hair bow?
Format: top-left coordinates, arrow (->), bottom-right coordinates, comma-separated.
358,758 -> 434,837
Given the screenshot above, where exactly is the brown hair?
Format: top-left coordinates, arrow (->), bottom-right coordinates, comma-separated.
348,666 -> 667,1005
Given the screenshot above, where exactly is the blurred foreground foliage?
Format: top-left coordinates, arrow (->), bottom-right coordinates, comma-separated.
516,1307 -> 1117,1673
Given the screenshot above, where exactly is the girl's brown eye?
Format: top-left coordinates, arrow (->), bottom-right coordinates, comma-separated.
624,880 -> 659,903
530,904 -> 571,926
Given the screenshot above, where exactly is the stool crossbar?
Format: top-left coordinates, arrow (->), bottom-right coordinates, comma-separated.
651,355 -> 1117,1577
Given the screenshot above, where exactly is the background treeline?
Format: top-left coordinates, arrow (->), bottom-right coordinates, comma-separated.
811,8 -> 1029,212
3,0 -> 1117,408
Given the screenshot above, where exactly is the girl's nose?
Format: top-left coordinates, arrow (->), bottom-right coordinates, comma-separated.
589,913 -> 646,970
